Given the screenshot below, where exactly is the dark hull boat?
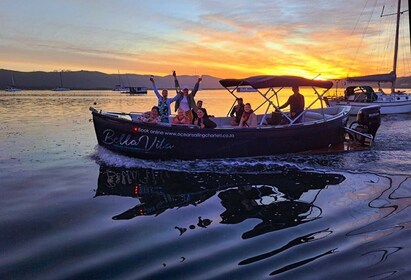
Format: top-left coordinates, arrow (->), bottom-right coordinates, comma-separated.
90,75 -> 381,160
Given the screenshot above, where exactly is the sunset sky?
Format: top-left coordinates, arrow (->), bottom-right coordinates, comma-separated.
1,0 -> 409,79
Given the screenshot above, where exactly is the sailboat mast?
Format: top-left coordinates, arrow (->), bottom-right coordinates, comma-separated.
11,71 -> 15,86
392,0 -> 402,93
59,71 -> 64,87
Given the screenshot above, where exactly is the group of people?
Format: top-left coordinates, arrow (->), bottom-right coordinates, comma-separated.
229,98 -> 258,127
139,72 -> 305,128
230,85 -> 305,126
138,71 -> 216,128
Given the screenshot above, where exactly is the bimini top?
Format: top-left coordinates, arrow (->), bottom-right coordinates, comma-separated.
346,71 -> 396,83
220,75 -> 333,89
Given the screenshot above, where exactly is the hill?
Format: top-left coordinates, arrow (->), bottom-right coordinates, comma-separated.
1,69 -> 410,90
0,69 -> 224,90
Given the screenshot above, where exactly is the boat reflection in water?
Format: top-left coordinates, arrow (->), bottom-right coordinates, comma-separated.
96,164 -> 345,237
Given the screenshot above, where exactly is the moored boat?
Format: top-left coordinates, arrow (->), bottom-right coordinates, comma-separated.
52,71 -> 70,91
121,86 -> 148,94
237,86 -> 257,92
90,75 -> 381,160
327,73 -> 411,115
4,71 -> 21,92
328,0 -> 411,115
5,86 -> 22,92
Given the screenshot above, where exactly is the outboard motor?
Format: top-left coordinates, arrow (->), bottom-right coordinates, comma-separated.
349,105 -> 381,145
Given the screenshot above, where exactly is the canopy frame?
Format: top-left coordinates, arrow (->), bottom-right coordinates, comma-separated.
220,75 -> 334,126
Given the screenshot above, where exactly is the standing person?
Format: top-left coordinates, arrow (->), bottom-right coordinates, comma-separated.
230,98 -> 245,126
150,76 -> 179,123
193,108 -> 216,128
173,71 -> 202,123
278,86 -> 305,123
239,103 -> 257,127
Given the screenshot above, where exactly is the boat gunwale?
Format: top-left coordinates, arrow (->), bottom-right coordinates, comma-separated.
91,108 -> 349,133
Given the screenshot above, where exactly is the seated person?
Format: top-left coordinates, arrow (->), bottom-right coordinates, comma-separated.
193,108 -> 217,128
230,98 -> 244,126
239,103 -> 257,127
191,100 -> 209,122
172,107 -> 191,125
137,106 -> 161,123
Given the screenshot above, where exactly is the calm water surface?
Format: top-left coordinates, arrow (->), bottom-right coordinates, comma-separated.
1,90 -> 410,279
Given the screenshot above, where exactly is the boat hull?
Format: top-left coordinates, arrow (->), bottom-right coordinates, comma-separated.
329,99 -> 411,115
91,111 -> 348,159
5,87 -> 22,92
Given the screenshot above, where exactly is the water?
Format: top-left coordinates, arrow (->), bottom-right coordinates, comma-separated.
1,90 -> 411,279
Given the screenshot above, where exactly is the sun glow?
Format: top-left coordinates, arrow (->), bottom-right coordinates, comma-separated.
1,0 -> 409,79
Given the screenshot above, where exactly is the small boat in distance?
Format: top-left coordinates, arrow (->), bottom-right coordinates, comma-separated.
121,86 -> 148,95
112,70 -> 128,91
5,71 -> 22,92
90,75 -> 381,160
328,0 -> 411,115
237,86 -> 257,92
52,71 -> 70,91
112,85 -> 128,92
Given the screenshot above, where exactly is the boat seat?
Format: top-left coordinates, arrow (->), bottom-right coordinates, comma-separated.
304,112 -> 333,121
130,113 -> 143,122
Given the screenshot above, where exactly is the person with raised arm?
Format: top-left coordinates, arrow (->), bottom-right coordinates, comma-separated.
173,70 -> 202,123
150,76 -> 179,123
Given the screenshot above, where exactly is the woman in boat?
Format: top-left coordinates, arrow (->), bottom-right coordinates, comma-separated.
239,103 -> 257,127
173,71 -> 202,123
230,97 -> 245,126
278,86 -> 305,123
150,76 -> 179,123
193,108 -> 216,129
138,106 -> 161,124
172,107 -> 191,125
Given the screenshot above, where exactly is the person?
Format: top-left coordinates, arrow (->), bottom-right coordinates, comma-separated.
173,71 -> 202,123
278,86 -> 305,123
193,108 -> 216,128
150,76 -> 179,123
191,100 -> 210,122
172,107 -> 191,125
137,106 -> 161,123
239,103 -> 257,127
230,98 -> 244,126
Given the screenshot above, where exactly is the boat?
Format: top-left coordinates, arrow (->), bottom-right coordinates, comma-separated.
112,85 -> 128,92
121,86 -> 148,94
5,71 -> 22,92
112,70 -> 128,91
52,71 -> 70,91
237,86 -> 257,92
90,75 -> 381,160
328,0 -> 411,115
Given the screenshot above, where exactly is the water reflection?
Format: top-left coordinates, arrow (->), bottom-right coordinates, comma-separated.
96,164 -> 345,230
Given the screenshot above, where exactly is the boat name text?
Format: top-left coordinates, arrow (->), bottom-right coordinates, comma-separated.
102,129 -> 174,151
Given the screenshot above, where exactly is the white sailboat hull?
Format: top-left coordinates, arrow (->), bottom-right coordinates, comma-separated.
329,95 -> 411,115
5,87 -> 22,92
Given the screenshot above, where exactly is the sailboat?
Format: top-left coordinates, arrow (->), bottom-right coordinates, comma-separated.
5,71 -> 22,92
112,70 -> 128,91
328,0 -> 411,115
52,71 -> 70,91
